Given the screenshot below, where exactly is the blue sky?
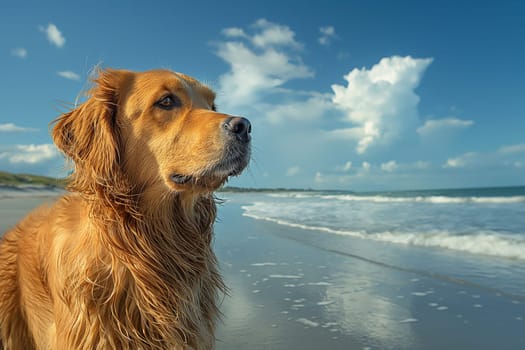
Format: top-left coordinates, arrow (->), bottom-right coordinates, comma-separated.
1,0 -> 524,190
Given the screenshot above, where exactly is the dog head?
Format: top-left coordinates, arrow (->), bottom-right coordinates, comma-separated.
53,69 -> 251,196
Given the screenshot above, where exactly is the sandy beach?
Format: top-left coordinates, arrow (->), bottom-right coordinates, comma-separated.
2,193 -> 524,349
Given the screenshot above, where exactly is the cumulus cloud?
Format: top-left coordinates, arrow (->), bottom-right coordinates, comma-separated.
222,27 -> 247,38
381,160 -> 398,172
499,143 -> 525,154
331,56 -> 433,154
40,23 -> 65,48
57,71 -> 80,81
443,152 -> 478,168
444,145 -> 525,171
336,161 -> 353,172
216,19 -> 313,108
0,144 -> 59,164
11,48 -> 27,58
265,93 -> 334,125
215,22 -> 475,190
318,26 -> 336,46
417,117 -> 474,136
251,19 -> 302,49
0,123 -> 38,132
444,158 -> 462,168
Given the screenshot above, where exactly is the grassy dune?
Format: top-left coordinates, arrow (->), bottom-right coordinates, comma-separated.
0,171 -> 65,188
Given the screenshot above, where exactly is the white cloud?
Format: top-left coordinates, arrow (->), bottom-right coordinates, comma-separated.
443,152 -> 477,168
0,144 -> 59,164
381,160 -> 398,172
40,23 -> 65,48
362,161 -> 371,172
443,145 -> 525,171
444,158 -> 463,168
320,26 -> 335,36
216,19 -> 313,108
251,19 -> 302,49
417,117 -> 474,135
336,161 -> 353,172
57,71 -> 80,81
222,27 -> 247,38
331,56 -> 433,154
286,166 -> 301,176
11,48 -> 27,58
265,93 -> 334,124
318,26 -> 336,46
499,143 -> 525,154
0,123 -> 38,132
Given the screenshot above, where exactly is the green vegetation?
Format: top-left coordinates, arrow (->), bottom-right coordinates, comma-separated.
0,171 -> 66,188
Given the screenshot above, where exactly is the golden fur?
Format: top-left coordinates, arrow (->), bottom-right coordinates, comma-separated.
0,69 -> 251,349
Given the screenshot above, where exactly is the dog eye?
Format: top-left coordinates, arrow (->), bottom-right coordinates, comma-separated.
155,95 -> 181,110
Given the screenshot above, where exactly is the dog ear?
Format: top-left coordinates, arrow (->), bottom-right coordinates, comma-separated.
52,69 -> 125,196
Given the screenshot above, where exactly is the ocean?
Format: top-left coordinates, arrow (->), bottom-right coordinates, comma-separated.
233,186 -> 525,298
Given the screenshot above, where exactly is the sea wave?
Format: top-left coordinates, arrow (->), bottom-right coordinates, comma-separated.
327,195 -> 525,204
242,210 -> 525,260
267,192 -> 525,204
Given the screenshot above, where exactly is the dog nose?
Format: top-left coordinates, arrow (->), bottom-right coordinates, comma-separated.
223,117 -> 251,143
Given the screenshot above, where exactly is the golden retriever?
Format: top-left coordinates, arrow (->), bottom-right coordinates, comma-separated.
0,69 -> 251,349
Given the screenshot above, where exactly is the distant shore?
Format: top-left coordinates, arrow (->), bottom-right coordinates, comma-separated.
2,170 -> 524,194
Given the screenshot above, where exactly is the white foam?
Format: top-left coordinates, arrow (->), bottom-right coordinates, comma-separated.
307,282 -> 332,286
322,322 -> 339,328
314,193 -> 525,205
296,318 -> 319,327
243,212 -> 525,260
399,318 -> 419,323
268,274 -> 302,279
250,262 -> 278,266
